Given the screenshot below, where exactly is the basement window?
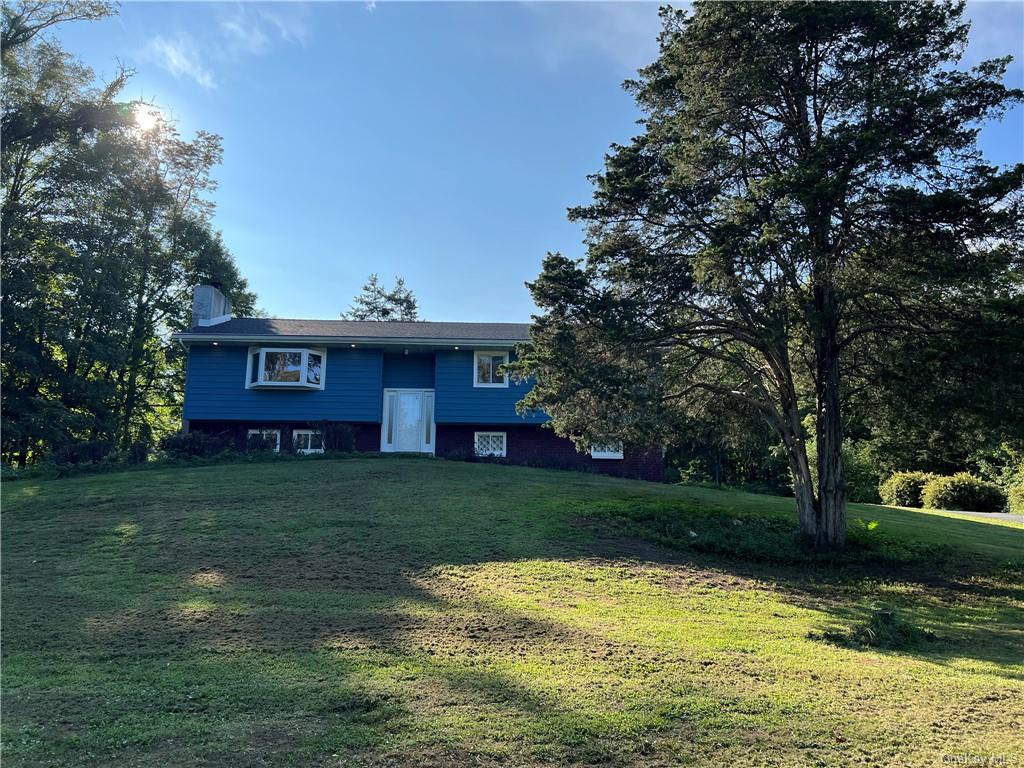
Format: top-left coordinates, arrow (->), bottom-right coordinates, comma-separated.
474,431 -> 507,458
292,429 -> 324,455
590,442 -> 624,460
246,348 -> 325,389
247,428 -> 281,452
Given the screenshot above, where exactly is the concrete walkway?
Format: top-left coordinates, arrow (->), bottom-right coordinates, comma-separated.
945,510 -> 1023,525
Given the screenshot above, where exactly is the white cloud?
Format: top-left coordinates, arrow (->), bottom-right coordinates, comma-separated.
257,6 -> 312,44
141,5 -> 311,91
522,2 -> 669,73
221,14 -> 271,57
220,5 -> 311,54
145,35 -> 216,89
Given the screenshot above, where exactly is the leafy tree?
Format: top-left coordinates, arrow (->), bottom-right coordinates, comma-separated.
1,1 -> 256,464
342,273 -> 420,321
512,1 -> 1023,548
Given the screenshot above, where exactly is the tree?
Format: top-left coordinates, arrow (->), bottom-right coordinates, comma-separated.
1,1 -> 256,464
512,1 -> 1023,549
342,273 -> 420,321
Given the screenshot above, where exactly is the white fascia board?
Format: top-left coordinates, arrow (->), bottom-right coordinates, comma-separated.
171,333 -> 524,349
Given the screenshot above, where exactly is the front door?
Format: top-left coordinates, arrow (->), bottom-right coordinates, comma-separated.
381,388 -> 435,453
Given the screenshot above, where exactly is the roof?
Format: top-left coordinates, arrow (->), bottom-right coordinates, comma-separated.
173,317 -> 532,347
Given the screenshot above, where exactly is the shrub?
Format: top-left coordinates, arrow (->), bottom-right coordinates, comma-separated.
246,432 -> 278,453
1007,482 -> 1024,516
51,439 -> 114,466
318,421 -> 357,452
160,431 -> 234,459
125,442 -> 149,466
816,607 -> 938,650
807,437 -> 882,503
972,441 -> 1023,514
843,441 -> 882,503
922,472 -> 1006,513
879,471 -> 939,508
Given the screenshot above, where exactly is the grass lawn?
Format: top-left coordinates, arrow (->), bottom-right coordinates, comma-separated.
3,457 -> 1022,767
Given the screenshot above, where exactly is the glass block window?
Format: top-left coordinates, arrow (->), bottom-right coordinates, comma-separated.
474,431 -> 507,458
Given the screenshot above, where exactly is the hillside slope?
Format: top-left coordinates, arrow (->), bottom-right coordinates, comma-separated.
3,458 -> 1021,767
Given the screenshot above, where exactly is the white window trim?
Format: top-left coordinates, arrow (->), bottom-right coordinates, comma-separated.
474,431 -> 507,458
245,347 -> 326,390
473,350 -> 509,388
591,442 -> 624,460
247,428 -> 281,452
292,429 -> 324,455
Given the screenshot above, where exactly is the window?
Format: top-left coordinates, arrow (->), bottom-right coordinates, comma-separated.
591,442 -> 624,460
292,429 -> 324,455
247,428 -> 281,452
264,351 -> 302,382
474,350 -> 509,388
246,348 -> 325,389
474,431 -> 507,458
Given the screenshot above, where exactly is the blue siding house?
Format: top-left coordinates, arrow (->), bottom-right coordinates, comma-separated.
172,286 -> 662,480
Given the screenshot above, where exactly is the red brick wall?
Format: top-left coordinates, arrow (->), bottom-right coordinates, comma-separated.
187,420 -> 663,482
435,424 -> 664,482
188,420 -> 380,452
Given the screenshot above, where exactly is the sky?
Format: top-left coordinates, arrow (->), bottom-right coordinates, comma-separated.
55,1 -> 1024,322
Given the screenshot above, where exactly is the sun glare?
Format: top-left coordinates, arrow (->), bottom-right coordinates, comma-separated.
133,103 -> 161,132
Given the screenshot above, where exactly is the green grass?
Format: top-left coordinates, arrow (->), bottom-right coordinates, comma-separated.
3,457 -> 1022,767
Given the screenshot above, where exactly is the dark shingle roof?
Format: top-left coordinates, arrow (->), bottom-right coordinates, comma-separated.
179,317 -> 531,342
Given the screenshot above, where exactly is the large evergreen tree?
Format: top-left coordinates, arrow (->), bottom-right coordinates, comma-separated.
342,274 -> 420,321
513,1 -> 1023,548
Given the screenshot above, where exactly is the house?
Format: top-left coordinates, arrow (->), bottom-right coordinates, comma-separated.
171,286 -> 664,481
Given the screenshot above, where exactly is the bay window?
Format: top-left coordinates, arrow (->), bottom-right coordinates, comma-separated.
246,348 -> 325,389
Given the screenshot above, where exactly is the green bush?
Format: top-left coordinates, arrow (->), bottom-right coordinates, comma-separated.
317,421 -> 357,452
160,431 -> 235,458
816,607 -> 938,650
245,432 -> 278,453
842,441 -> 883,503
1008,483 -> 1024,515
806,437 -> 882,503
879,471 -> 939,508
922,472 -> 1006,513
972,441 -> 1023,514
51,439 -> 114,466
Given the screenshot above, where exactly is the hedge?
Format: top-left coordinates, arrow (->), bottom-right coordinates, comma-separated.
921,472 -> 1006,513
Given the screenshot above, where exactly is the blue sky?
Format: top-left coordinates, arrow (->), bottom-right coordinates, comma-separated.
57,2 -> 1024,322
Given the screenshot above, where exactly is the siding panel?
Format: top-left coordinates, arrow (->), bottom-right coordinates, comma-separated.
184,345 -> 382,422
382,353 -> 435,389
434,350 -> 547,425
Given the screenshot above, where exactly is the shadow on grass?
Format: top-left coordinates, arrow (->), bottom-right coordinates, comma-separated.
3,458 -> 1023,766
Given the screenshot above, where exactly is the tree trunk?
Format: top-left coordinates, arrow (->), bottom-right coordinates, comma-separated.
813,285 -> 847,549
788,437 -> 819,543
777,387 -> 820,544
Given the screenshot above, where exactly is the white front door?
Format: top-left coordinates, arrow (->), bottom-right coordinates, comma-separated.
381,388 -> 435,453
